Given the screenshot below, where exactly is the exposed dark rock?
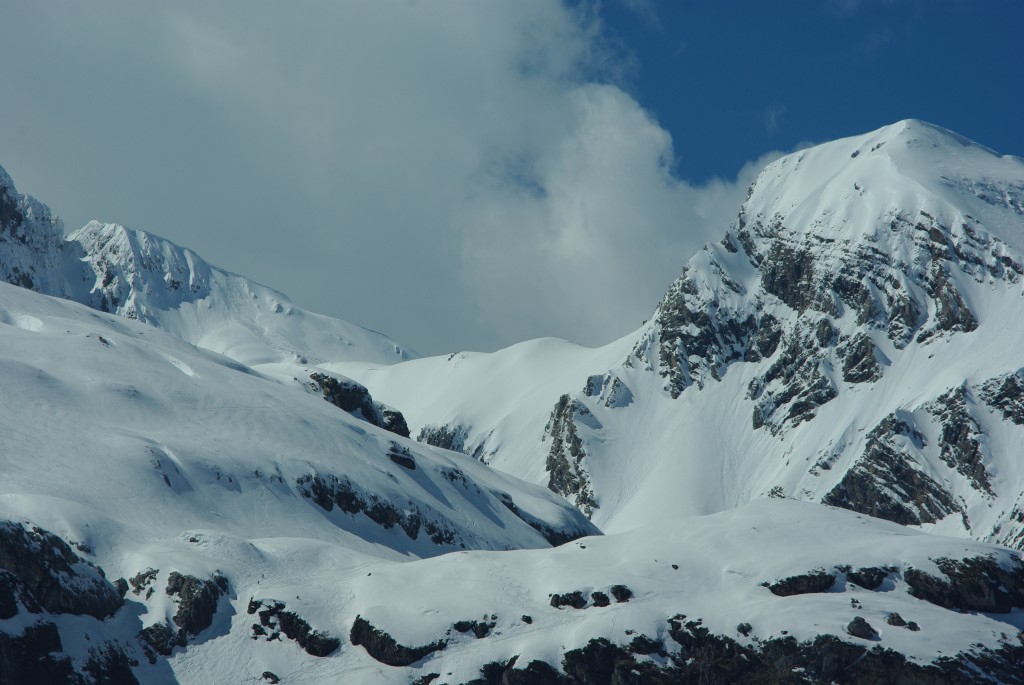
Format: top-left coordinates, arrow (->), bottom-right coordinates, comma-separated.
927,386 -> 993,494
493,491 -> 593,547
350,615 -> 446,666
824,414 -> 962,525
542,395 -> 597,518
249,598 -> 340,656
166,571 -> 228,638
744,314 -> 783,363
418,423 -> 470,453
847,566 -> 889,590
644,263 -> 757,398
765,570 -> 836,596
841,333 -> 882,384
413,674 -> 440,685
917,264 -> 978,342
590,591 -> 609,607
296,473 -> 450,544
387,443 -> 416,470
979,372 -> 1024,425
846,616 -> 877,640
139,622 -> 184,660
609,585 -> 633,603
521,615 -> 532,624
0,572 -> 19,620
453,619 -> 496,639
550,591 -> 587,609
262,672 -> 280,684
747,326 -> 837,433
468,657 -> 565,685
904,555 -> 1024,613
0,621 -> 78,685
82,643 -> 140,685
309,371 -> 410,437
761,242 -> 821,313
462,610 -> 1024,685
886,612 -> 907,627
814,318 -> 836,347
379,409 -> 411,439
128,568 -> 157,597
0,520 -> 123,620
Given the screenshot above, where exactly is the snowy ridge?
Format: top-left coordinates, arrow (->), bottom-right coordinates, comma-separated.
66,220 -> 416,369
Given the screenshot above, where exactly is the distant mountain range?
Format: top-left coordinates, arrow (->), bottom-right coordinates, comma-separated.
1,120 -> 1023,684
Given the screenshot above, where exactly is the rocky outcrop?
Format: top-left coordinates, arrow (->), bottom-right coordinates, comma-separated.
309,371 -> 410,437
166,571 -> 229,638
0,521 -> 124,619
467,613 -> 1024,685
764,570 -> 836,596
980,371 -> 1024,425
840,333 -> 882,384
0,521 -> 138,684
927,386 -> 993,494
139,571 -> 229,661
0,622 -> 81,685
492,491 -> 593,546
248,598 -> 340,656
296,473 -> 458,545
636,257 -> 759,399
905,555 -> 1024,613
747,324 -> 837,433
542,395 -> 597,518
350,615 -> 446,667
824,414 -> 961,525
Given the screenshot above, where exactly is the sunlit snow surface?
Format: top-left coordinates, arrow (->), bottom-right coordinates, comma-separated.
2,120 -> 1024,682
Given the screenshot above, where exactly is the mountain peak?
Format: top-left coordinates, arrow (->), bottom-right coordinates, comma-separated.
742,119 -> 1024,251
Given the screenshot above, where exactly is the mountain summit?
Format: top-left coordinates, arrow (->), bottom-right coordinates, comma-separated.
344,120 -> 1024,545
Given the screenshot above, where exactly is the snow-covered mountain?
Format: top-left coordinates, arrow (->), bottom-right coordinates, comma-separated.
3,120 -> 1024,683
0,167 -> 414,372
341,120 -> 1024,545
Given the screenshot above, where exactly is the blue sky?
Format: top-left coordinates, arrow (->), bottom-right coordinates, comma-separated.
599,0 -> 1022,182
0,1 -> 1020,354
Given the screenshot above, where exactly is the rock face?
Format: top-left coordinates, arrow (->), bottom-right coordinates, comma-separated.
248,598 -> 340,656
350,615 -> 447,667
0,521 -> 138,684
139,571 -> 230,661
905,555 -> 1024,613
764,570 -> 836,596
296,472 -> 455,545
0,521 -> 123,619
310,371 -> 410,437
824,414 -> 963,525
0,166 -> 72,297
166,571 -> 229,638
542,395 -> 598,518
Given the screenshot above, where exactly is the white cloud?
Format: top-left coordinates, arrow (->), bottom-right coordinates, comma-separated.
458,85 -> 781,346
0,1 -> 780,354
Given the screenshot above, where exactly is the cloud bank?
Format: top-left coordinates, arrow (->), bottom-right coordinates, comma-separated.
0,1 -> 779,354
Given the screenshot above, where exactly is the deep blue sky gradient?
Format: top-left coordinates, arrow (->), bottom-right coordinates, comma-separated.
596,0 -> 1022,182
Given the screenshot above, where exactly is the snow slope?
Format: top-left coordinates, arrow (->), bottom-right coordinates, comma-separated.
0,279 -> 596,682
340,120 -> 1024,547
